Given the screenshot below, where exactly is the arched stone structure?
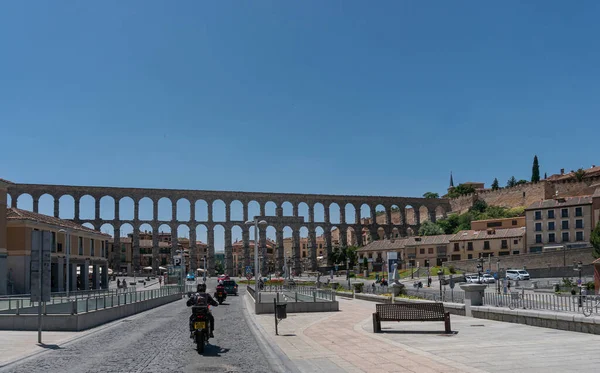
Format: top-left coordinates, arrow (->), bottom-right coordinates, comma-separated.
6,182 -> 451,276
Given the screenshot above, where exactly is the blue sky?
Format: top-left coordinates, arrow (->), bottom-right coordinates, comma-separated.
2,1 -> 600,248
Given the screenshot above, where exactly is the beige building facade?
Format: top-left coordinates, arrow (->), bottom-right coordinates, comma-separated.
471,216 -> 525,231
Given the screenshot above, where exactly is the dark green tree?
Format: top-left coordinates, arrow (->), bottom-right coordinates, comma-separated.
418,221 -> 444,236
447,183 -> 476,198
469,199 -> 488,214
591,222 -> 600,259
544,172 -> 547,179
506,176 -> 517,188
531,155 -> 540,182
574,168 -> 586,181
491,178 -> 499,190
423,192 -> 439,199
516,179 -> 528,185
362,257 -> 368,272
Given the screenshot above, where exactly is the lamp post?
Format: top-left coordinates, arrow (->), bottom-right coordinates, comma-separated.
425,260 -> 431,287
202,255 -> 207,283
437,270 -> 444,300
496,258 -> 501,294
346,257 -> 350,289
476,257 -> 484,284
574,261 -> 583,307
58,229 -> 71,298
246,218 -> 267,311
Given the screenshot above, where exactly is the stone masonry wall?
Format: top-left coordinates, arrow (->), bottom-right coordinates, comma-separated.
446,247 -> 594,273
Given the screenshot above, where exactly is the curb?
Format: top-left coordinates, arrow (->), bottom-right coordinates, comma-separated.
240,292 -> 301,373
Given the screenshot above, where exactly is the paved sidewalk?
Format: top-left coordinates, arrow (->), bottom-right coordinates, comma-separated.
0,331 -> 79,367
252,296 -> 600,373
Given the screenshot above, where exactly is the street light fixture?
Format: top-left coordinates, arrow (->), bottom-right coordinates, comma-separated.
246,218 -> 268,311
58,229 -> 71,298
437,269 -> 445,300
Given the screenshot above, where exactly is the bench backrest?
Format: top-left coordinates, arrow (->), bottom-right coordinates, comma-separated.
376,302 -> 446,321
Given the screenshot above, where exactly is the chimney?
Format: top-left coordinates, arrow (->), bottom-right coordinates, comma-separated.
560,168 -> 564,175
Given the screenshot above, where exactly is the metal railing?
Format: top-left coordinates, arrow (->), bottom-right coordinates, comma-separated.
0,285 -> 183,315
483,290 -> 599,314
249,285 -> 336,303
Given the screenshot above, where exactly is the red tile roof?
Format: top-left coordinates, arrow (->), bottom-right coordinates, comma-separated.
526,196 -> 592,210
6,207 -> 109,237
547,165 -> 600,181
449,227 -> 526,241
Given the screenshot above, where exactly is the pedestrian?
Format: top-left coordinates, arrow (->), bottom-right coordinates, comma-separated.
507,279 -> 511,291
428,277 -> 432,287
159,276 -> 162,286
117,279 -> 121,288
371,282 -> 375,292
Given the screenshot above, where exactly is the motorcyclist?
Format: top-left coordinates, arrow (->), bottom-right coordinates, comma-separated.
214,280 -> 227,299
187,283 -> 218,338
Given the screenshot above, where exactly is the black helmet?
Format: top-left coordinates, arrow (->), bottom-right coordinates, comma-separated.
197,283 -> 207,293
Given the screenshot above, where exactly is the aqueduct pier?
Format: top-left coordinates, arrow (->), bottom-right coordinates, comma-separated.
6,182 -> 451,276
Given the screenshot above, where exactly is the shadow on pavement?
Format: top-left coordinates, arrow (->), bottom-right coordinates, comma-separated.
37,343 -> 64,350
380,329 -> 458,335
201,344 -> 230,357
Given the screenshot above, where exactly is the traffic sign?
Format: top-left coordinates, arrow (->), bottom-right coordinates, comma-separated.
174,255 -> 182,267
246,273 -> 253,280
30,230 -> 51,302
245,266 -> 252,274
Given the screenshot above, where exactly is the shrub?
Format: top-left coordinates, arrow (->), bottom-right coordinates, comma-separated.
352,282 -> 364,293
449,265 -> 456,274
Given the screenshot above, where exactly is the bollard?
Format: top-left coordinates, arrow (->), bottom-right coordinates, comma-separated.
295,292 -> 298,303
313,291 -> 316,302
16,299 -> 20,316
86,297 -> 89,313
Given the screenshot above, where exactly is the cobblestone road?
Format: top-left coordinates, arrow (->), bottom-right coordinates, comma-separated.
1,281 -> 272,373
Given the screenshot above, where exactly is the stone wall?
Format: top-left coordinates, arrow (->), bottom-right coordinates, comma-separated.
446,247 -> 595,273
449,194 -> 477,214
554,177 -> 600,197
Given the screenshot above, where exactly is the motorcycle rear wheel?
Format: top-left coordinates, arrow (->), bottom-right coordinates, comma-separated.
196,330 -> 205,353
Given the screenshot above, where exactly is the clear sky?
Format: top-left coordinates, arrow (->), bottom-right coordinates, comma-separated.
2,1 -> 599,248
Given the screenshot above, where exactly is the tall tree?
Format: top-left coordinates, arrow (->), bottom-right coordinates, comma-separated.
423,192 -> 439,199
591,222 -> 600,259
544,172 -> 547,179
506,176 -> 517,188
531,155 -> 540,182
418,221 -> 444,236
491,178 -> 499,190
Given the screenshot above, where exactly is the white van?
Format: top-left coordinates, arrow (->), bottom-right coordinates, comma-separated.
506,269 -> 530,281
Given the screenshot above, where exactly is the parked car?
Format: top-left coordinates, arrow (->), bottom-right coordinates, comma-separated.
481,274 -> 495,284
222,280 -> 238,295
465,275 -> 481,283
506,269 -> 530,281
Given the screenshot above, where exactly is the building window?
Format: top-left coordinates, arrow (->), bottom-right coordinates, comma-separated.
535,234 -> 542,244
576,219 -> 583,229
499,251 -> 510,256
487,222 -> 502,228
513,239 -> 519,245
512,220 -> 518,226
483,241 -> 490,250
467,242 -> 473,251
548,222 -> 555,231
576,231 -> 584,241
90,239 -> 95,257
535,211 -> 542,220
548,233 -> 555,243
427,247 -> 433,254
467,254 -> 473,259
368,253 -> 372,259
575,207 -> 583,217
535,223 -> 542,232
78,237 -> 83,255
419,248 -> 425,254
548,210 -> 555,219
562,232 -> 570,242
501,240 -> 508,249
302,252 -> 306,258
453,243 -> 459,252
562,221 -> 569,230
512,250 -> 520,255
530,247 -> 542,253
561,208 -> 569,218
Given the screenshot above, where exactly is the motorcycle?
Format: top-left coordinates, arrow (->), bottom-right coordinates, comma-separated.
191,305 -> 212,353
215,290 -> 227,304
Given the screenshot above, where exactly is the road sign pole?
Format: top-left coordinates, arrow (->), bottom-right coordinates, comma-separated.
37,237 -> 42,344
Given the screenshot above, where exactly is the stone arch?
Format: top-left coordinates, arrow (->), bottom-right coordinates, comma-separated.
158,223 -> 171,235
419,205 -> 429,222
330,226 -> 340,247
140,223 -> 153,235
406,227 -> 415,237
265,201 -> 277,216
139,223 -> 153,267
313,202 -> 325,222
282,201 -> 293,216
213,224 -> 225,253
195,224 -> 208,255
212,200 -> 226,222
377,226 -> 386,240
230,200 -> 243,221
119,223 -> 134,239
315,226 -> 325,257
79,195 -> 95,220
360,203 -> 371,223
158,197 -> 173,221
6,194 -> 12,208
100,223 -> 115,238
138,197 -> 153,221
329,202 -> 341,224
38,193 -> 54,216
176,198 -> 191,222
435,205 -> 446,220
119,197 -> 134,220
391,227 -> 400,239
59,195 -> 75,219
231,224 -> 243,244
298,202 -> 309,222
299,226 -> 309,258
345,203 -> 356,224
248,200 -> 260,220
405,205 -> 415,225
195,200 -> 208,222
82,222 -> 95,230
99,196 -> 115,220
362,227 -> 371,244
177,224 -> 190,240
390,204 -> 401,225
375,204 -> 386,225
266,225 -> 276,242
347,226 -> 357,247
17,193 -> 33,211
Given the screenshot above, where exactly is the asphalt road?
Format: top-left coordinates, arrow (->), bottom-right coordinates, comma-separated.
1,280 -> 272,373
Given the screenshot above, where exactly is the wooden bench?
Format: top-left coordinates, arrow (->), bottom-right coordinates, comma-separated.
372,303 -> 451,333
